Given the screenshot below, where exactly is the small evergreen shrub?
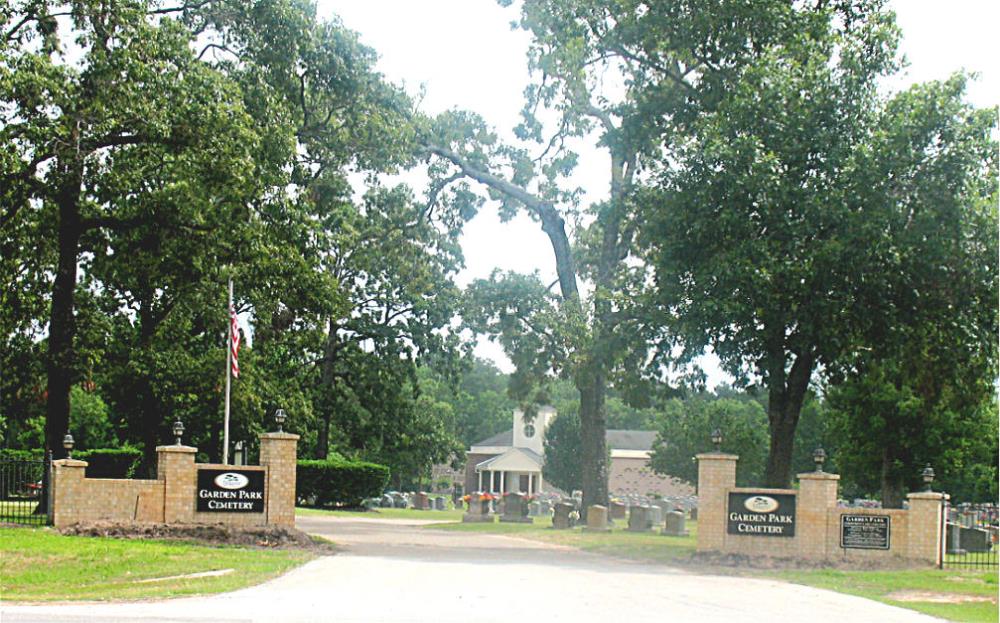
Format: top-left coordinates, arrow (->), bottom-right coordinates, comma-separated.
297,457 -> 390,507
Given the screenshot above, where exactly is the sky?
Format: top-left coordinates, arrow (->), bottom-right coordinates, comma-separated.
317,0 -> 1000,385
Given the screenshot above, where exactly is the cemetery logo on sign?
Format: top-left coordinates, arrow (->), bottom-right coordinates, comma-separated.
214,472 -> 250,490
744,495 -> 779,513
727,491 -> 796,537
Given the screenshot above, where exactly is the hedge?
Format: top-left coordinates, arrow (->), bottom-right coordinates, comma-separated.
297,457 -> 390,508
0,447 -> 141,479
74,447 -> 142,479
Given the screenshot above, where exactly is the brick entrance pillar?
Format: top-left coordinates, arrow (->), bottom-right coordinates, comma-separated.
695,453 -> 738,552
260,432 -> 299,527
907,491 -> 948,566
157,445 -> 196,523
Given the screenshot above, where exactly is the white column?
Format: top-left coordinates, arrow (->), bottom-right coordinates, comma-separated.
478,470 -> 483,492
539,472 -> 544,493
500,471 -> 505,493
489,470 -> 495,492
528,473 -> 533,495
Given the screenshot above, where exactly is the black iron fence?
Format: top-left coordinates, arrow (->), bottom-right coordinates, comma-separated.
941,501 -> 998,570
0,453 -> 50,526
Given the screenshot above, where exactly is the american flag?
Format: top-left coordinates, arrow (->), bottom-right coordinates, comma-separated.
230,305 -> 241,378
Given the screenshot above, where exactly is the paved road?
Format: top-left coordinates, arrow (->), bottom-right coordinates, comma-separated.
3,516 -> 943,623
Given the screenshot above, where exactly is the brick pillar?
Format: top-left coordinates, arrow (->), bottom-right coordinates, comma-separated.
907,491 -> 948,566
695,453 -> 738,552
157,445 -> 196,523
51,459 -> 88,528
260,432 -> 299,528
797,471 -> 840,559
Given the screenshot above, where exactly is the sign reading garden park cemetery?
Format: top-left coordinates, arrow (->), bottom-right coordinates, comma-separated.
727,492 -> 796,537
196,469 -> 265,512
840,514 -> 890,550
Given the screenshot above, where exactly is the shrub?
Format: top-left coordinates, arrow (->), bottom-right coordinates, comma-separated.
74,447 -> 142,479
297,457 -> 390,507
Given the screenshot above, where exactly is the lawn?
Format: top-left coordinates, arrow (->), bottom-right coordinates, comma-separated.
0,527 -> 315,602
424,518 -> 997,622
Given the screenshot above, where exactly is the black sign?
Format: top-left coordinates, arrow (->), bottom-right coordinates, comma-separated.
196,469 -> 265,513
727,492 -> 796,537
840,514 -> 890,550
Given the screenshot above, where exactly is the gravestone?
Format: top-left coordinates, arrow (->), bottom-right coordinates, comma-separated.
661,510 -> 689,537
462,493 -> 495,523
391,492 -> 407,508
627,505 -> 652,532
528,501 -> 541,517
413,492 -> 430,510
609,501 -> 627,520
649,505 -> 663,527
553,502 -> 576,529
540,500 -> 553,515
584,505 -> 611,532
433,496 -> 447,511
960,526 -> 992,553
501,493 -> 533,523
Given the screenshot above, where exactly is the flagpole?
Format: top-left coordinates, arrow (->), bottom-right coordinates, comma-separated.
223,277 -> 232,465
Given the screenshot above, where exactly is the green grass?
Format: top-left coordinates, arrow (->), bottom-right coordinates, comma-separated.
296,506 -> 465,521
0,527 -> 315,602
773,568 -> 998,623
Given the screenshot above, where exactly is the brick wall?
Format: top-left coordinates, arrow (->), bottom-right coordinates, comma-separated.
695,453 -> 946,567
51,432 -> 299,529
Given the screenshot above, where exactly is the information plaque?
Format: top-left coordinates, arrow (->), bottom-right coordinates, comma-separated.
840,514 -> 890,550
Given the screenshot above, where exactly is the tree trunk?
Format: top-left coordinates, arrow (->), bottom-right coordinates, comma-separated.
316,320 -> 338,459
764,350 -> 815,487
138,300 -> 161,478
577,368 -> 609,515
44,166 -> 83,461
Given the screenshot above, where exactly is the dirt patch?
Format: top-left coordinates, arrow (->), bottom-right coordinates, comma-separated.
887,590 -> 996,604
686,550 -> 925,571
60,521 -> 337,552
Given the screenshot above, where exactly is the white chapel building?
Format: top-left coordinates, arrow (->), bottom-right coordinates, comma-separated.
462,407 -> 693,498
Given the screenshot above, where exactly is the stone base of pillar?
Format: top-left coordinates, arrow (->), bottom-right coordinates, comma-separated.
499,516 -> 533,523
462,513 -> 495,523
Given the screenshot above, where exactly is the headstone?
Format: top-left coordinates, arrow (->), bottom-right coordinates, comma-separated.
462,493 -> 495,523
540,500 -> 553,515
528,501 -> 541,517
553,502 -> 577,529
649,504 -> 663,527
584,505 -> 611,532
661,510 -> 689,537
627,505 -> 652,532
433,496 -> 447,511
609,501 -> 627,520
413,491 -> 430,510
391,492 -> 407,508
501,493 -> 533,523
959,526 -> 992,553
689,507 -> 698,521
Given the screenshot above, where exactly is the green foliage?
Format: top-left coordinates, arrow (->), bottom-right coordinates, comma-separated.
68,387 -> 114,451
73,447 -> 143,480
543,409 -> 582,492
296,458 -> 390,508
650,396 -> 769,487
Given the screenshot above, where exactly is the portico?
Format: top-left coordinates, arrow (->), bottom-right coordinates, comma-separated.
474,447 -> 544,495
